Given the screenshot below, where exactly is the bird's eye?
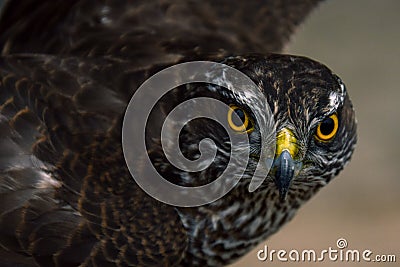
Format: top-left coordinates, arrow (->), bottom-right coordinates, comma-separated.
315,114 -> 339,141
227,105 -> 254,133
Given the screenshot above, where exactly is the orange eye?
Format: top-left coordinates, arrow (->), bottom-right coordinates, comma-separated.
227,105 -> 254,133
316,114 -> 339,141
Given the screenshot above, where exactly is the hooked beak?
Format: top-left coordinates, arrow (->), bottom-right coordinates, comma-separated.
273,128 -> 301,201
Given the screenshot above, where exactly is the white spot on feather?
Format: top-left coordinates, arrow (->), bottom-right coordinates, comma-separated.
328,92 -> 342,113
36,171 -> 61,189
31,155 -> 61,189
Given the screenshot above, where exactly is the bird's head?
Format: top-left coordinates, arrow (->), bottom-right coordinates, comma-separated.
221,54 -> 357,201
146,54 -> 357,203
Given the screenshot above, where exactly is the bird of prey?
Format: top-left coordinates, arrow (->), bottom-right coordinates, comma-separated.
0,0 -> 357,266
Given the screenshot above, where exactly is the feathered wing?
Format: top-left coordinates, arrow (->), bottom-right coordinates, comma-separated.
0,0 -> 323,266
0,55 -> 187,266
0,0 -> 323,57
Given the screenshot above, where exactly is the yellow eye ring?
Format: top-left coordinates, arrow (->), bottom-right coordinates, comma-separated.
227,105 -> 254,133
316,114 -> 339,141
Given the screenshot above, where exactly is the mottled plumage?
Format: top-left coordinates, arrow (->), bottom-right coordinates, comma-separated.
0,1 -> 356,266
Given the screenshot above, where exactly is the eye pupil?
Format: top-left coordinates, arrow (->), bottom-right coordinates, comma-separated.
233,109 -> 245,126
320,118 -> 335,135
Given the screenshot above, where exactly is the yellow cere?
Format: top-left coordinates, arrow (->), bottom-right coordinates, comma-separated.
276,128 -> 299,159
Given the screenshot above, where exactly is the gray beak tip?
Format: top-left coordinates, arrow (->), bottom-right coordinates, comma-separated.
274,150 -> 295,202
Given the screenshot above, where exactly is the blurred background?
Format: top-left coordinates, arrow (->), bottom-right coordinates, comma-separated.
233,0 -> 400,266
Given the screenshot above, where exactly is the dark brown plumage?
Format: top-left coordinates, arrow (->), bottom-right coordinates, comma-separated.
0,1 -> 357,266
